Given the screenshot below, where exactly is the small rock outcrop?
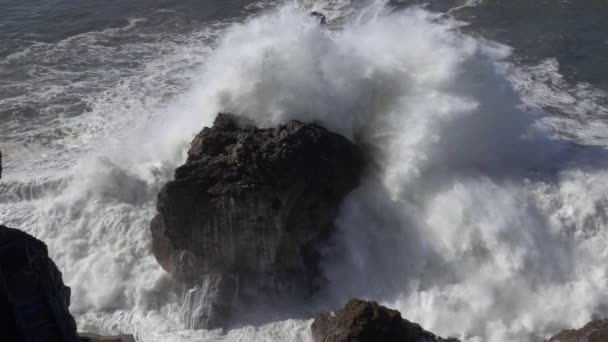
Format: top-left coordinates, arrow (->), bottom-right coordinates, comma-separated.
548,320 -> 608,342
311,299 -> 459,342
311,11 -> 327,25
151,113 -> 363,328
0,225 -> 79,342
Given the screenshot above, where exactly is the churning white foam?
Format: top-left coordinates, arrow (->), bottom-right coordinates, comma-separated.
2,1 -> 608,341
183,2 -> 608,341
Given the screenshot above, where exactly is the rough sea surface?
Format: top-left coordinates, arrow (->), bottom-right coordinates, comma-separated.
2,0 -> 608,341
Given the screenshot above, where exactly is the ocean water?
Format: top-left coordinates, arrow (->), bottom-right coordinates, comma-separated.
2,0 -> 608,341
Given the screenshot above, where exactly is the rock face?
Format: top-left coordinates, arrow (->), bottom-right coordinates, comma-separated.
151,113 -> 363,327
548,320 -> 608,342
0,225 -> 79,342
311,299 -> 459,342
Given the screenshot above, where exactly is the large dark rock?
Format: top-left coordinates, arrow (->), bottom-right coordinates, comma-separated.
151,113 -> 363,328
0,225 -> 79,342
311,299 -> 459,342
548,320 -> 608,342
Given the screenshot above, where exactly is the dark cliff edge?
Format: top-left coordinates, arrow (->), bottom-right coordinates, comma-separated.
0,225 -> 135,342
0,225 -> 78,342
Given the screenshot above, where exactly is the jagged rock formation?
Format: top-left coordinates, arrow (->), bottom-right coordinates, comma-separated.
0,225 -> 79,342
311,299 -> 460,342
151,113 -> 363,328
548,320 -> 608,342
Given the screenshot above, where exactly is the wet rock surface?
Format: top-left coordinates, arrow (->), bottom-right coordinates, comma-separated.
311,299 -> 459,342
151,113 -> 363,328
548,320 -> 608,342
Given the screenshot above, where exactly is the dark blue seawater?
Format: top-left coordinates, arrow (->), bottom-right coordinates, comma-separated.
0,0 -> 262,152
451,0 -> 608,89
0,0 -> 255,53
398,0 -> 608,89
2,0 -> 607,142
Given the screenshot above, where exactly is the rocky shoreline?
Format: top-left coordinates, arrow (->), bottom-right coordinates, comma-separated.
0,115 -> 606,341
0,224 -> 601,342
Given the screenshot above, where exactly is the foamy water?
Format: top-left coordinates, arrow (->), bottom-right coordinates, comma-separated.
2,1 -> 608,341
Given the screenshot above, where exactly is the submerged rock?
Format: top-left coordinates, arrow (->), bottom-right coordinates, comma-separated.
548,320 -> 608,342
311,11 -> 327,25
0,225 -> 79,342
79,333 -> 136,342
311,299 -> 459,342
151,113 -> 363,328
